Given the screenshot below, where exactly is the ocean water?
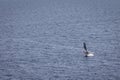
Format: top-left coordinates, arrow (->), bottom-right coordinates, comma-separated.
0,0 -> 120,80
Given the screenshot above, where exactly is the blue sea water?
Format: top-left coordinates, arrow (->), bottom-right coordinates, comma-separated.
0,0 -> 120,80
